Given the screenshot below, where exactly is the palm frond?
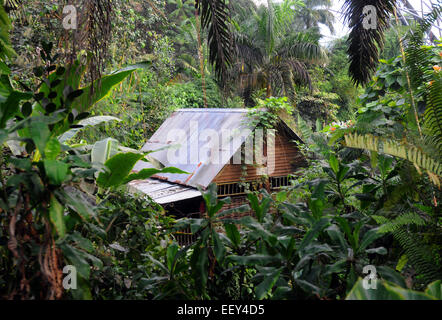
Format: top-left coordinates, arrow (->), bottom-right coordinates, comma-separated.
233,32 -> 264,68
277,32 -> 326,63
197,0 -> 233,84
343,0 -> 397,85
285,58 -> 312,90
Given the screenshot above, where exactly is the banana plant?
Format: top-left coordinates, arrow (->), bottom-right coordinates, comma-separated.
9,43 -> 151,161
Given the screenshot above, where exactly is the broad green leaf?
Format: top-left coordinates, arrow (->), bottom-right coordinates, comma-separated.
212,230 -> 226,263
227,254 -> 281,266
255,268 -> 283,300
59,243 -> 90,279
358,227 -> 384,253
70,276 -> 92,300
45,138 -> 61,160
91,137 -> 119,165
9,157 -> 31,171
96,152 -> 144,188
326,224 -> 348,252
202,183 -> 218,208
337,165 -> 351,183
190,219 -> 206,234
167,243 -> 179,272
0,61 -> 10,74
294,279 -> 321,296
334,216 -> 352,240
49,194 -> 66,237
55,189 -> 95,221
425,280 -> 442,299
224,223 -> 240,247
346,279 -> 435,300
216,204 -> 250,219
385,283 -> 436,300
124,166 -> 188,184
247,193 -> 271,222
377,266 -> 407,288
44,160 -> 69,185
0,91 -> 32,128
329,154 -> 339,174
58,116 -> 121,143
298,218 -> 330,252
73,62 -> 151,113
191,245 -> 209,293
346,279 -> 402,300
238,216 -> 276,244
67,232 -> 94,253
30,121 -> 50,155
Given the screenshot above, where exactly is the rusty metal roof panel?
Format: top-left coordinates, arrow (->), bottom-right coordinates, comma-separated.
128,179 -> 201,204
136,109 -> 256,189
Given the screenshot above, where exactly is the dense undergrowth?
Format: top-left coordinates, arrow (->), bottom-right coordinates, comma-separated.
0,0 -> 441,300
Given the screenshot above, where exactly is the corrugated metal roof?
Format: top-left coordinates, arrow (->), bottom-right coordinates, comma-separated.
135,109 -> 257,189
132,108 -> 302,190
128,179 -> 202,204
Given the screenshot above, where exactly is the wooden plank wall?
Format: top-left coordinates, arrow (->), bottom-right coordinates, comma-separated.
213,129 -> 305,184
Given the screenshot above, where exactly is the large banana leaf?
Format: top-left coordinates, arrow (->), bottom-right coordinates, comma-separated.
58,116 -> 121,143
37,61 -> 151,140
72,61 -> 151,113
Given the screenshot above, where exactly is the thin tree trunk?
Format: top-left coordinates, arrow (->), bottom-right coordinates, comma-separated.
195,6 -> 208,108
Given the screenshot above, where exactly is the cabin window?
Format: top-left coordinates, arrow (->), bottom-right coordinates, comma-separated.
217,183 -> 246,196
270,175 -> 296,189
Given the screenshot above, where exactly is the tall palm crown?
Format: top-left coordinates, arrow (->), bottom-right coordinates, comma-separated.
231,0 -> 326,105
296,0 -> 335,34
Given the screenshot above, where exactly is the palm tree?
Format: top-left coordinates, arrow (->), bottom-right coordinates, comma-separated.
296,0 -> 335,34
231,0 -> 326,105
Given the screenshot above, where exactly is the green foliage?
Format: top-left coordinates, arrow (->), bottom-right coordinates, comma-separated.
1,0 -> 441,302
247,96 -> 293,129
0,44 -> 171,299
231,0 -> 325,104
346,278 -> 441,300
343,133 -> 441,185
87,190 -> 176,300
295,91 -> 340,126
0,0 -> 15,60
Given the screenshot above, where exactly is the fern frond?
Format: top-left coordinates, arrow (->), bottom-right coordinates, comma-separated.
392,227 -> 441,285
373,212 -> 426,234
373,213 -> 441,285
297,114 -> 313,142
405,3 -> 442,91
424,75 -> 442,151
344,133 -> 441,185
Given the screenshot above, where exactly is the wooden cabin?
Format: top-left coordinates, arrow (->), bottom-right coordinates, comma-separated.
128,108 -> 306,220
